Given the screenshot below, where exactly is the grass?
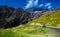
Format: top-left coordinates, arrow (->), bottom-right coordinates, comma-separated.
28,9 -> 60,28
0,25 -> 59,37
0,9 -> 60,37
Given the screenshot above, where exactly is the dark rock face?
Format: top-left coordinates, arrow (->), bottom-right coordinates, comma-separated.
0,6 -> 31,29
33,8 -> 49,11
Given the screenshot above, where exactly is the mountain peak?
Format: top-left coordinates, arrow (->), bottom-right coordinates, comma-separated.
25,7 -> 49,11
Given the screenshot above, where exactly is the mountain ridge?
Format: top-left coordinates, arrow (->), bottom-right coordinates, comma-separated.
0,6 -> 53,28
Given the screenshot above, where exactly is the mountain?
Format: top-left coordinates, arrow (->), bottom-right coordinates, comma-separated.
26,7 -> 49,11
0,6 -> 59,37
0,6 -> 50,28
33,8 -> 49,11
0,6 -> 33,28
26,7 -> 49,20
28,8 -> 60,28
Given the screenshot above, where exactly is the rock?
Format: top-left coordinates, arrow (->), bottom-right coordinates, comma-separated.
0,6 -> 31,28
0,6 -> 48,29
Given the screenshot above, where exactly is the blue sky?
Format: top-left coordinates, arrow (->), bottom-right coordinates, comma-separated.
0,0 -> 60,10
0,0 -> 27,8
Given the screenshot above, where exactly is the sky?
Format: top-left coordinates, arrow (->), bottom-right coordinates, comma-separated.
0,0 -> 60,10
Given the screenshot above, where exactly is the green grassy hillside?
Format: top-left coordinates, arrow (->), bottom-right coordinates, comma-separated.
0,9 -> 60,37
28,9 -> 60,28
0,25 -> 59,37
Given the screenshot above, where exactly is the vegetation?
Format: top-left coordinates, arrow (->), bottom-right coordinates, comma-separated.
0,7 -> 60,37
28,9 -> 60,28
0,25 -> 58,37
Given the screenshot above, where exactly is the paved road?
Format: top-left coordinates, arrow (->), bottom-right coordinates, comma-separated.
50,28 -> 60,33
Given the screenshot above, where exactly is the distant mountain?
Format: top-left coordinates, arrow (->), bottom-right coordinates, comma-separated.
26,7 -> 49,20
25,7 -> 49,11
33,8 -> 49,11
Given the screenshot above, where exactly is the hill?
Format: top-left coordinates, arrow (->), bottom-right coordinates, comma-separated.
0,25 -> 59,37
28,8 -> 60,28
0,6 -> 49,28
0,6 -> 60,37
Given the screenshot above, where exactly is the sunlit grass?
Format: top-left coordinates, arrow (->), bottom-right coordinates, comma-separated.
0,24 -> 59,37
28,10 -> 60,28
0,9 -> 60,37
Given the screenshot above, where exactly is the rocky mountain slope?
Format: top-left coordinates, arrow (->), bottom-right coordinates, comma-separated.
0,6 -> 32,28
0,6 -> 60,37
0,6 -> 48,28
28,8 -> 60,28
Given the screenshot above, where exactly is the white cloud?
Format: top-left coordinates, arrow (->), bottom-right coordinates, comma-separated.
45,3 -> 51,6
25,0 -> 52,10
40,4 -> 43,7
25,0 -> 39,9
48,5 -> 51,9
44,3 -> 52,9
25,0 -> 34,9
34,0 -> 38,6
